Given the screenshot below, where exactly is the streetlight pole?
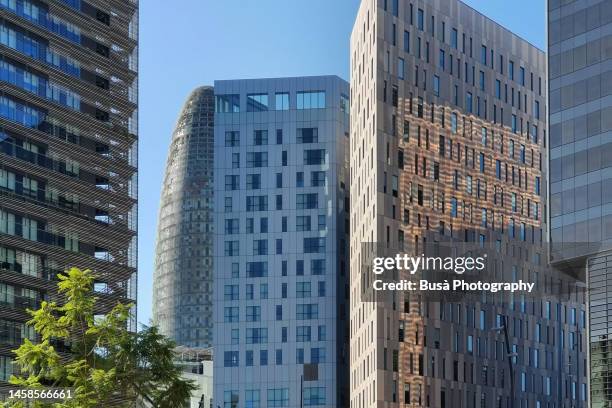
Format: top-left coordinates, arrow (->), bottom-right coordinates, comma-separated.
502,315 -> 515,408
300,375 -> 304,408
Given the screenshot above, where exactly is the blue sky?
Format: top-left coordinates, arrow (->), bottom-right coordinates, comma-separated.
137,0 -> 546,325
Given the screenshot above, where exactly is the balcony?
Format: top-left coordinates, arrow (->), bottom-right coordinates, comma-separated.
0,261 -> 61,282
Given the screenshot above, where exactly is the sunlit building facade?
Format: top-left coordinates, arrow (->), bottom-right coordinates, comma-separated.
213,76 -> 350,407
0,0 -> 138,395
350,0 -> 586,406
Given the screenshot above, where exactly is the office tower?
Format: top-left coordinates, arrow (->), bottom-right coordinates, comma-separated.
548,1 -> 612,405
351,0 -> 586,407
213,76 -> 350,407
0,0 -> 138,391
153,86 -> 214,347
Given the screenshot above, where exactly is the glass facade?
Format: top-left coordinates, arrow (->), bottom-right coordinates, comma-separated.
0,0 -> 139,392
153,87 -> 214,347
548,1 -> 612,405
549,0 -> 612,254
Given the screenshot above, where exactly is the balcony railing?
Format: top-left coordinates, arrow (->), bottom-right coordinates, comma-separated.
0,261 -> 61,282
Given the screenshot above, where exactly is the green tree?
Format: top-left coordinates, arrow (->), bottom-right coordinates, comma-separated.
3,267 -> 196,408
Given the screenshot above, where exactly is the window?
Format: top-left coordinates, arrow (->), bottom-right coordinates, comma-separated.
246,328 -> 268,344
253,239 -> 267,255
479,71 -> 485,91
296,216 -> 311,231
223,390 -> 239,408
225,175 -> 239,191
297,304 -> 318,320
297,128 -> 318,143
311,259 -> 325,275
297,91 -> 325,109
246,195 -> 267,211
224,285 -> 239,300
481,45 -> 487,65
304,387 -> 325,406
224,241 -> 239,256
246,306 -> 261,322
417,8 -> 424,30
246,390 -> 260,407
267,389 -> 289,407
296,283 -> 311,299
433,75 -> 440,96
247,93 -> 268,112
495,79 -> 501,98
246,174 -> 261,189
296,325 -> 311,341
520,66 -> 525,86
223,352 -> 239,368
318,325 -> 326,341
224,307 -> 238,323
311,347 -> 325,363
404,30 -> 410,52
304,149 -> 325,165
311,171 -> 325,187
246,261 -> 267,277
275,92 -> 289,110
304,237 -> 325,253
318,215 -> 326,231
398,57 -> 405,79
297,193 -> 318,209
231,329 -> 239,344
451,28 -> 458,49
466,92 -> 473,113
247,152 -> 268,167
340,94 -> 349,113
450,112 -> 457,133
216,94 -> 240,113
225,131 -> 240,147
439,49 -> 445,69
296,172 -> 304,187
253,130 -> 268,145
509,60 -> 514,80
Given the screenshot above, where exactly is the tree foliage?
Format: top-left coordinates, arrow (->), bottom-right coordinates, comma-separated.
3,267 -> 196,408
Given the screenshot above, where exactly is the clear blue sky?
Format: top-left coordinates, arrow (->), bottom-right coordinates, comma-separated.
138,0 -> 546,325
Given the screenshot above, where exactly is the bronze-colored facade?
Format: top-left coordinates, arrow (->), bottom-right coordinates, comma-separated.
350,0 -> 586,406
0,0 -> 138,392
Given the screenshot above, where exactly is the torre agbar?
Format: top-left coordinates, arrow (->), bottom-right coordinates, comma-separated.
153,86 -> 214,348
0,0 -> 139,393
350,0 -> 586,407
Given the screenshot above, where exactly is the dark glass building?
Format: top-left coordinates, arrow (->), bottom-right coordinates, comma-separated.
153,86 -> 214,347
548,0 -> 612,405
0,0 -> 138,392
